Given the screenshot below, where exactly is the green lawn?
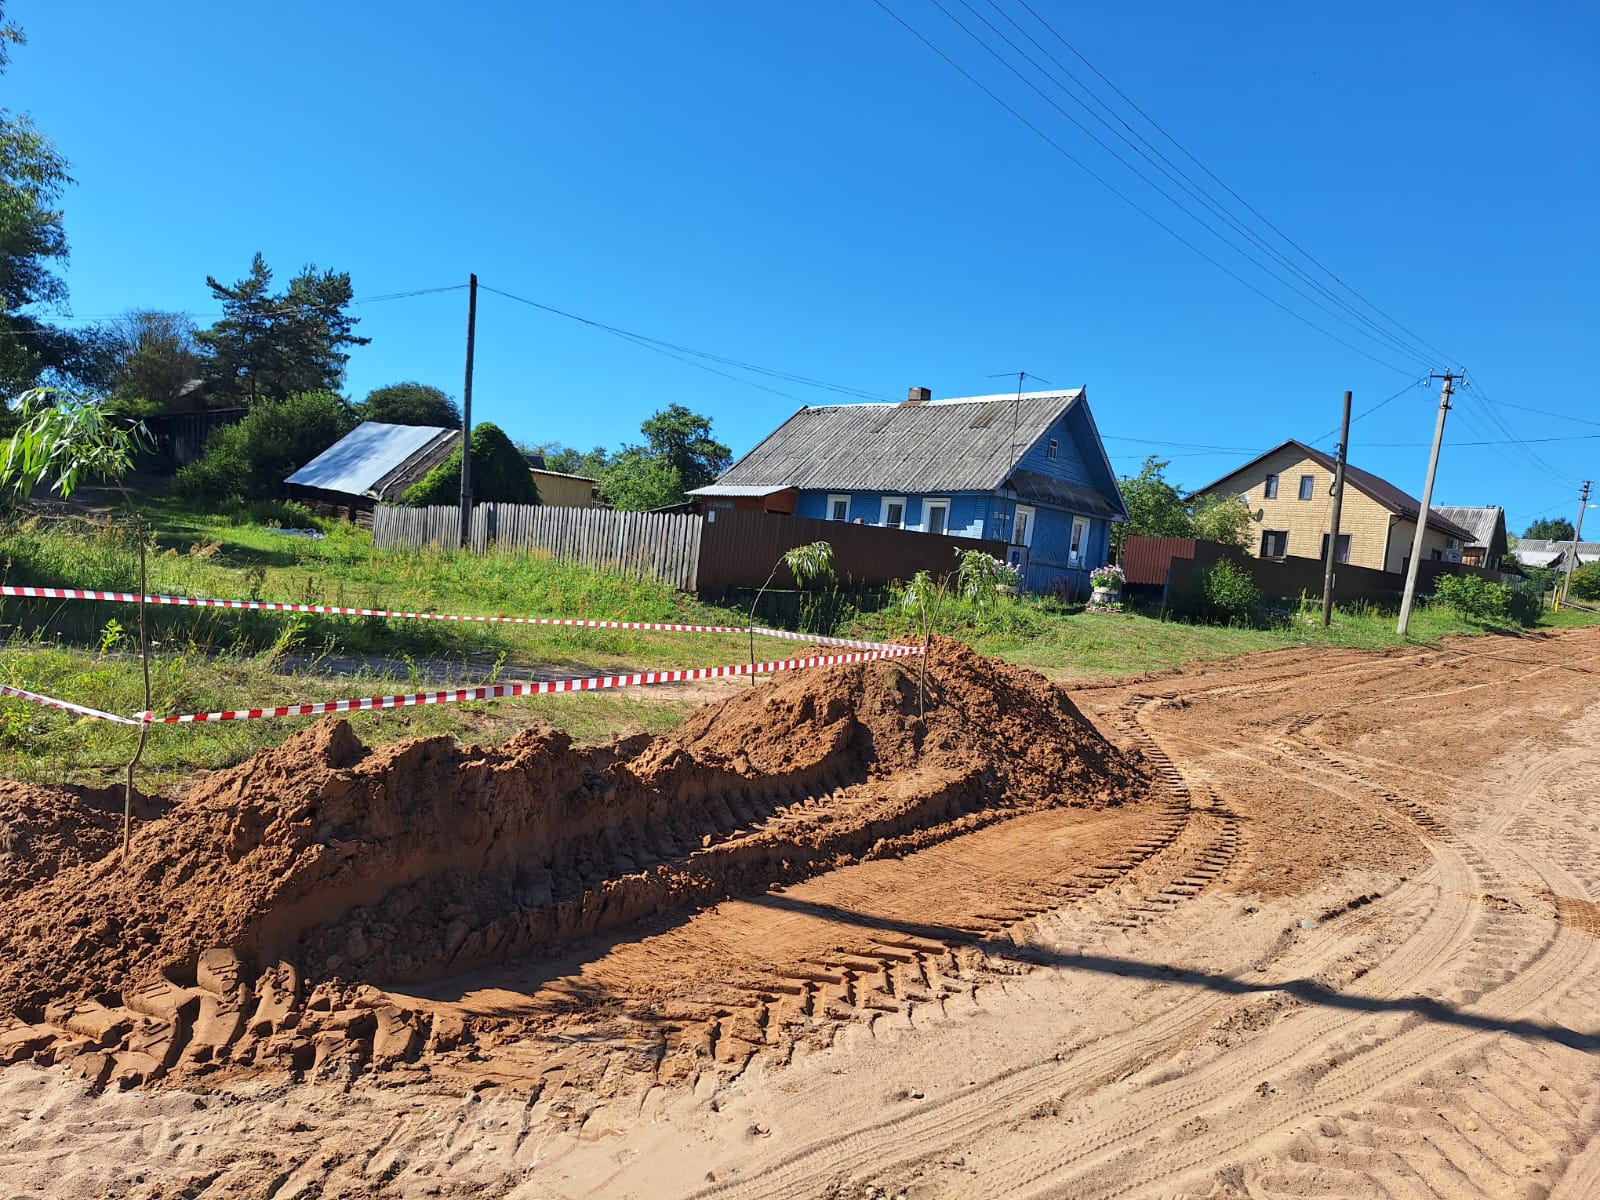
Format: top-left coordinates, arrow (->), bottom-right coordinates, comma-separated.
3,496 -> 1594,788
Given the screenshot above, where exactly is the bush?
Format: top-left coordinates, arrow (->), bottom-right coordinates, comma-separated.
1176,557 -> 1260,626
173,392 -> 356,503
216,498 -> 323,529
1568,562 -> 1600,601
402,422 -> 540,507
1431,573 -> 1517,626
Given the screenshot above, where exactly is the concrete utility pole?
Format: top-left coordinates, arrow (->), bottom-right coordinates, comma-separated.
1397,372 -> 1456,636
1321,390 -> 1353,628
459,273 -> 478,549
1558,479 -> 1592,608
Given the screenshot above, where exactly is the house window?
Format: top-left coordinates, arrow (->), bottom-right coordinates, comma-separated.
1069,517 -> 1089,567
1320,533 -> 1352,564
1264,474 -> 1279,500
880,496 -> 906,529
1298,474 -> 1315,501
1261,530 -> 1288,557
1012,505 -> 1035,546
923,498 -> 950,537
1430,548 -> 1442,561
827,494 -> 851,522
1046,438 -> 1059,460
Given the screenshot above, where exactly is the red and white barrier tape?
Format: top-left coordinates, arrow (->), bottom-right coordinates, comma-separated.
0,684 -> 143,726
0,584 -> 892,651
139,644 -> 925,723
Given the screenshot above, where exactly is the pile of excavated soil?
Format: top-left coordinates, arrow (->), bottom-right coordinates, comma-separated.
0,782 -> 166,905
0,638 -> 1149,1088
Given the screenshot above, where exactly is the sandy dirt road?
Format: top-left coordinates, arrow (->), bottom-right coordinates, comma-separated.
2,628 -> 1597,1198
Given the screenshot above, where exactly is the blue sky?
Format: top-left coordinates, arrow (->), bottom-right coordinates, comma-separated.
8,0 -> 1598,533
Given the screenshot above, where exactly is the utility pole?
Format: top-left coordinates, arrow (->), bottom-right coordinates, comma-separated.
1320,390 -> 1352,627
458,273 -> 478,549
1397,371 -> 1456,636
1558,479 -> 1592,608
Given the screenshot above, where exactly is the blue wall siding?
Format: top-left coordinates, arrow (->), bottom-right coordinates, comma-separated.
1014,413 -> 1094,486
795,489 -> 995,539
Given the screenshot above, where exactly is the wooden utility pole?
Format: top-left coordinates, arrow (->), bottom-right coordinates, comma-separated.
1397,372 -> 1456,636
1558,479 -> 1592,608
459,273 -> 478,548
1320,390 -> 1352,627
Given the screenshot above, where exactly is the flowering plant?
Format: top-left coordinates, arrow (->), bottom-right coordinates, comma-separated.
1089,564 -> 1125,590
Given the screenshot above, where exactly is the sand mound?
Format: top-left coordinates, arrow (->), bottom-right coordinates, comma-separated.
0,638 -> 1149,1088
0,782 -> 166,905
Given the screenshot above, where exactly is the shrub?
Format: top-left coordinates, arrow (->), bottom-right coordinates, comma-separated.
1176,557 -> 1260,625
1567,562 -> 1600,601
173,391 -> 356,503
1431,573 -> 1517,626
402,422 -> 539,507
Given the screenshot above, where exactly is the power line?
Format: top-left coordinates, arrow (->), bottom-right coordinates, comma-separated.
870,0 -> 1417,376
478,283 -> 896,404
1008,0 -> 1459,369
958,0 -> 1437,367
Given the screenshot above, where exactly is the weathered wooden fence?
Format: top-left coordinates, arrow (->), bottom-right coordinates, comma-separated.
371,504 -> 703,590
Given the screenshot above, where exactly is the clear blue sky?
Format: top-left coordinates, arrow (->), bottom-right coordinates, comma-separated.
8,1 -> 1598,533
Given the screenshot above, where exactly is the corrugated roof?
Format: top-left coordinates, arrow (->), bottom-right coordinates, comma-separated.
1431,506 -> 1504,548
1194,440 -> 1478,543
286,422 -> 457,497
1511,539 -> 1600,567
697,390 -> 1086,496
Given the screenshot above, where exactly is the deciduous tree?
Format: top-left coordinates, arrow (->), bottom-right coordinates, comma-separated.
358,382 -> 460,428
1523,517 -> 1575,541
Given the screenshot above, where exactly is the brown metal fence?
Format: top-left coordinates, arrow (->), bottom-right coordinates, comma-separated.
694,509 -> 1008,595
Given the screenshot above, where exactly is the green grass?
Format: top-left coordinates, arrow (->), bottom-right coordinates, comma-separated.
3,492 -> 1596,788
0,637 -> 694,788
857,590 -> 1600,679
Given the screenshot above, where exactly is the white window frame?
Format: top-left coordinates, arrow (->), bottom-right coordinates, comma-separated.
827,494 -> 851,522
1046,438 -> 1059,460
880,495 -> 907,529
922,497 -> 950,536
1068,516 -> 1089,567
1012,504 -> 1036,547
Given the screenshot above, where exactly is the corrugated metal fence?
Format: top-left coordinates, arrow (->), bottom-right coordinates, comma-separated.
372,504 -> 703,590
695,509 -> 1008,595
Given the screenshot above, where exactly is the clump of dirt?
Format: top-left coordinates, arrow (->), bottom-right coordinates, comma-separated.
0,638 -> 1149,1088
0,781 -> 166,904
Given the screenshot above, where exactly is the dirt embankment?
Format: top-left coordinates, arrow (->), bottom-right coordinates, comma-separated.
0,639 -> 1149,1090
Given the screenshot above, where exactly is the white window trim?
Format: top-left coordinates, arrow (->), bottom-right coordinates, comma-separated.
921,497 -> 951,535
826,494 -> 851,521
1012,504 -> 1036,547
880,495 -> 908,529
1068,516 -> 1089,566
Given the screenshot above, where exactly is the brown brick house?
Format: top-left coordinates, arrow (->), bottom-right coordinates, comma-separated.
1193,440 -> 1476,574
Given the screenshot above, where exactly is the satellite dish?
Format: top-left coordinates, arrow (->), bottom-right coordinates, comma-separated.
1253,508 -> 1265,522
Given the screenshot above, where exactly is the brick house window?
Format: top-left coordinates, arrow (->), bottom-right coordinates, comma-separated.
1261,530 -> 1288,557
1298,475 -> 1315,500
1320,533 -> 1351,563
1264,474 -> 1279,499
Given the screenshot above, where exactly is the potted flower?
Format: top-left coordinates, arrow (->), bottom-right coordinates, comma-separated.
1089,563 -> 1124,606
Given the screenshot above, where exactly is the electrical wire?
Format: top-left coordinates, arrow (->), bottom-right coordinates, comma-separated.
479,283 -> 896,404
870,0 -> 1418,376
956,0 -> 1437,367
1007,0 -> 1459,369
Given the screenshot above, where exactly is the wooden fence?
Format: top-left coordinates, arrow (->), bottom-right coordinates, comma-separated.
371,504 -> 703,590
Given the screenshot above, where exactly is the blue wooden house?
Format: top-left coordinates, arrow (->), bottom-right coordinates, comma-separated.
689,387 -> 1127,595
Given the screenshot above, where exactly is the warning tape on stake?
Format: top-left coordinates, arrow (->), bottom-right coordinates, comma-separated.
0,684 -> 143,726
0,584 -> 893,651
141,644 -> 925,723
0,646 -> 926,726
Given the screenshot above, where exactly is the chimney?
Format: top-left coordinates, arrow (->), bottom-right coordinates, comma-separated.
903,386 -> 932,406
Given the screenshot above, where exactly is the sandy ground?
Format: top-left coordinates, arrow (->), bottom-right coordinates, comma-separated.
3,628 -> 1598,1198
